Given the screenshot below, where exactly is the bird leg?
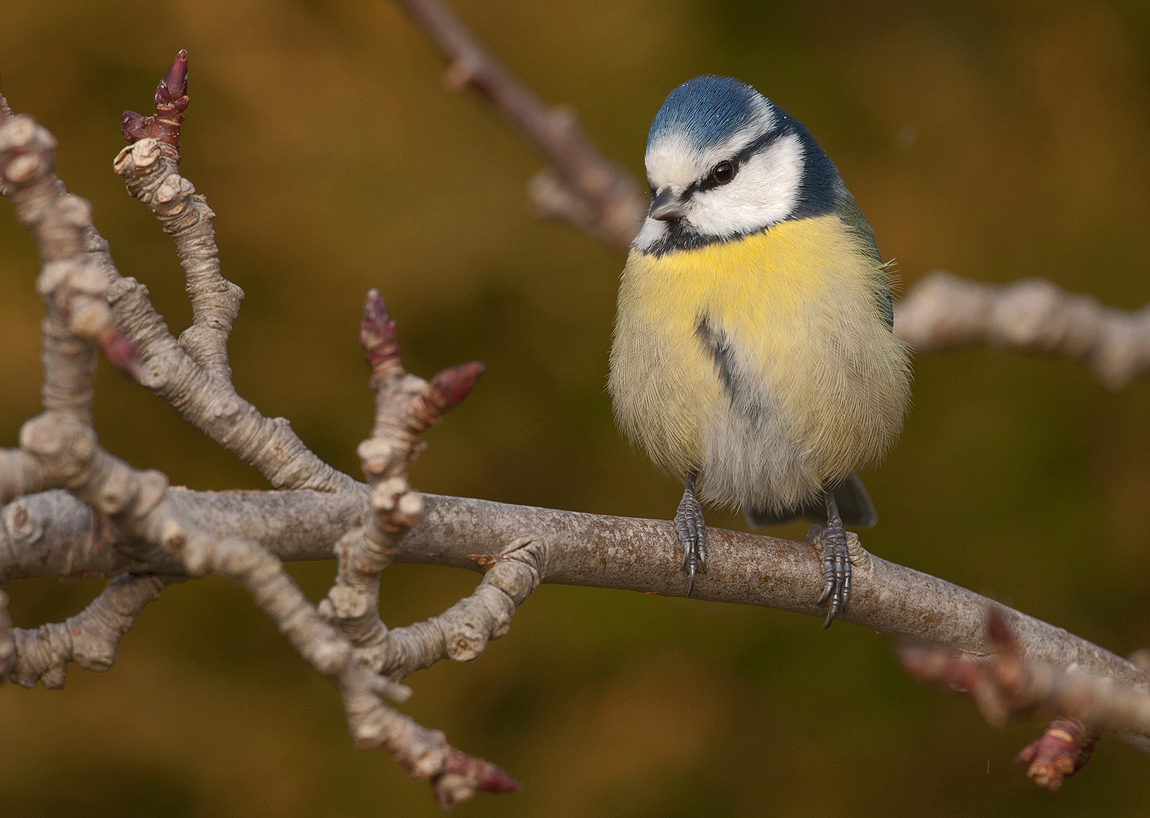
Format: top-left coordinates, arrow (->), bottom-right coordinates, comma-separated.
814,487 -> 850,627
674,469 -> 707,596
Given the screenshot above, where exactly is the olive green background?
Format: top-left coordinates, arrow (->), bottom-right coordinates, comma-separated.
2,0 -> 1149,815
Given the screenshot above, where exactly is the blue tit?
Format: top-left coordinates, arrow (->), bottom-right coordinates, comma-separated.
608,75 -> 911,625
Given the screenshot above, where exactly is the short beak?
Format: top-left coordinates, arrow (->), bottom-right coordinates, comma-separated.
649,188 -> 689,221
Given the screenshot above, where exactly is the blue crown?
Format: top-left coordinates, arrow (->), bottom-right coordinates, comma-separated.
647,75 -> 766,152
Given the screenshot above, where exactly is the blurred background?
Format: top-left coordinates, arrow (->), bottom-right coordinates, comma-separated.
2,0 -> 1149,815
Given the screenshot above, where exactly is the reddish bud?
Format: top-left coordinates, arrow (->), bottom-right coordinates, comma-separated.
431,748 -> 521,810
1016,719 -> 1095,791
157,49 -> 189,110
428,361 -> 485,412
122,50 -> 188,150
360,289 -> 401,379
101,332 -> 141,380
121,111 -> 149,142
100,333 -> 141,379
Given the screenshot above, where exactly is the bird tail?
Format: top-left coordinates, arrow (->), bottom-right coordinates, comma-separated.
743,473 -> 877,529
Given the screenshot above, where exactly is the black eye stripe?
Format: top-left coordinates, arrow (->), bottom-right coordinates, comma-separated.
689,127 -> 787,195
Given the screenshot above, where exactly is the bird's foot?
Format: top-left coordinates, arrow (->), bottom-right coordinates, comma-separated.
675,484 -> 707,596
810,520 -> 851,628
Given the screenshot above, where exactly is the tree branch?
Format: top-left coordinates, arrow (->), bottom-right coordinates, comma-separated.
894,271 -> 1150,389
177,534 -> 519,808
120,49 -> 245,382
6,573 -> 174,688
320,290 -> 487,674
4,487 -> 1147,752
395,0 -> 645,250
898,607 -> 1150,784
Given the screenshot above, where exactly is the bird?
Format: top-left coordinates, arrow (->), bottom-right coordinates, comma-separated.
608,75 -> 911,626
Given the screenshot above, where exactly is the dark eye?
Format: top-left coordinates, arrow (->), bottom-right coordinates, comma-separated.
711,161 -> 735,185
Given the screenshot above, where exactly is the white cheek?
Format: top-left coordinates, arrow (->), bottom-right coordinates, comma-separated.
686,133 -> 804,238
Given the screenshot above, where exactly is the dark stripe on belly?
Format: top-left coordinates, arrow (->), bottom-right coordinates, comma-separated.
695,318 -> 764,422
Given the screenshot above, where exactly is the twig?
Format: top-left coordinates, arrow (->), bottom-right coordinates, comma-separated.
379,537 -> 544,679
0,87 -> 355,495
119,50 -> 245,381
395,0 -> 645,250
894,271 -> 1150,389
5,573 -> 174,688
178,535 -> 519,808
320,290 -> 486,670
897,608 -> 1150,787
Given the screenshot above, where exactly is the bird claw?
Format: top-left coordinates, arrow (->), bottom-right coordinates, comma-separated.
812,521 -> 851,627
675,483 -> 707,596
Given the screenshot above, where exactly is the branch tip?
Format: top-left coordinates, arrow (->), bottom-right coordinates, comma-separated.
361,290 -> 401,378
432,748 -> 522,810
158,49 -> 190,109
1015,719 -> 1095,791
122,49 -> 189,149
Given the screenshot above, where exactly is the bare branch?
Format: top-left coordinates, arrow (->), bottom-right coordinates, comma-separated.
898,608 -> 1150,781
321,291 -> 491,675
396,0 -> 645,250
5,573 -> 173,688
380,537 -> 543,679
178,534 -> 519,808
6,487 -> 1147,752
119,50 -> 245,381
894,271 -> 1150,388
0,88 -> 353,495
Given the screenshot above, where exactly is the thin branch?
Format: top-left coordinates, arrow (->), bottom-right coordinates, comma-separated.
0,87 -> 353,495
1,111 -> 521,809
120,50 -> 245,381
898,608 -> 1150,737
5,573 -> 174,688
321,291 -> 485,669
396,0 -> 645,250
898,607 -> 1150,787
178,534 -> 520,808
380,537 -> 544,679
104,266 -> 355,492
894,271 -> 1150,389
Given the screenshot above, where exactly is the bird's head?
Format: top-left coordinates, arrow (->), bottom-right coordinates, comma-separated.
634,75 -> 838,256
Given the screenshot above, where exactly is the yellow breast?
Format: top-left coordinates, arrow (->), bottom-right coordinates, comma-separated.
607,215 -> 910,512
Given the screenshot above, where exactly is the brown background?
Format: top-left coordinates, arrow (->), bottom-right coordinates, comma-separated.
2,0 -> 1149,815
